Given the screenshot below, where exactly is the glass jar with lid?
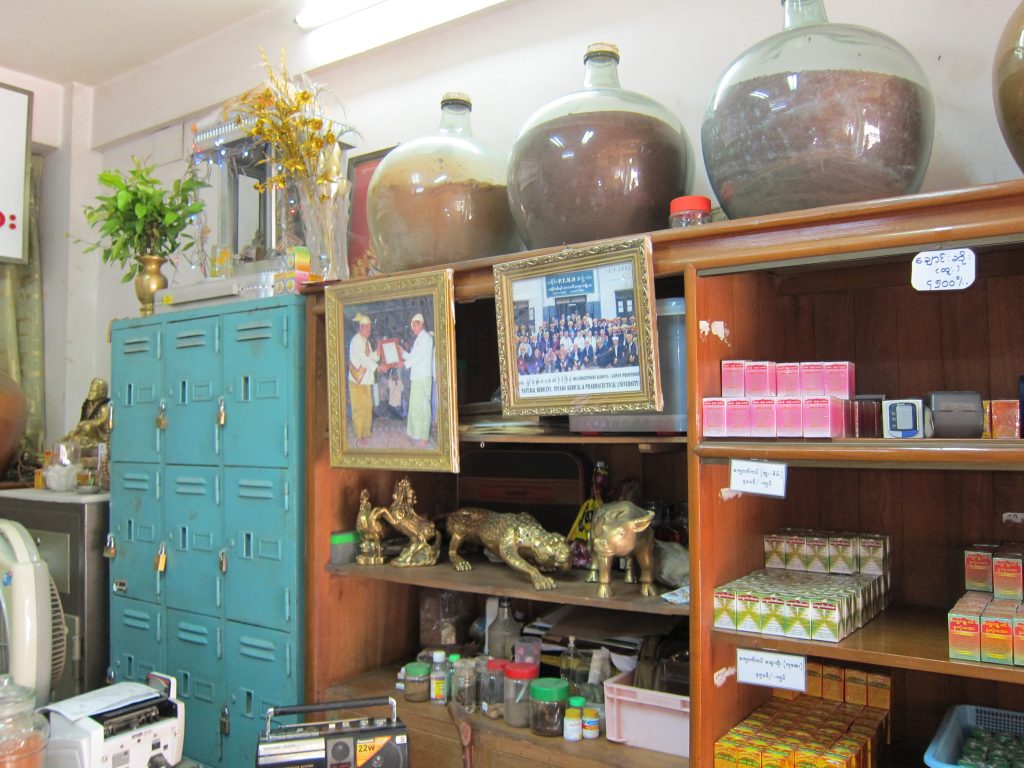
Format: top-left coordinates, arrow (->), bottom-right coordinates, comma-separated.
404,662 -> 431,703
366,92 -> 519,273
0,675 -> 48,768
451,658 -> 477,713
502,661 -> 538,728
702,0 -> 934,220
507,42 -> 688,249
528,677 -> 569,737
479,659 -> 507,720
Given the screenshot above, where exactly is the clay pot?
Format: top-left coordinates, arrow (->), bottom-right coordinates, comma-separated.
0,373 -> 28,477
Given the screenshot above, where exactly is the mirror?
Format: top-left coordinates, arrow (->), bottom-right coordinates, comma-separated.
192,121 -> 302,272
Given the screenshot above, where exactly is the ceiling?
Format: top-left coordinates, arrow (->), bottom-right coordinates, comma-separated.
0,0 -> 280,85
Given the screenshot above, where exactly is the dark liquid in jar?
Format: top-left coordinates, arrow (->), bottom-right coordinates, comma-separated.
508,110 -> 686,249
702,69 -> 930,219
370,178 -> 518,272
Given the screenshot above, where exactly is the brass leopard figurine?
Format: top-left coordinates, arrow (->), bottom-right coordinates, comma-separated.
446,508 -> 570,590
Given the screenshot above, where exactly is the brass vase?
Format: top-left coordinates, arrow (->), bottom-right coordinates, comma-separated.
134,255 -> 168,316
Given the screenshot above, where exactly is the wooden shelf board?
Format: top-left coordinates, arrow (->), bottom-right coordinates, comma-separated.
328,666 -> 686,768
460,432 -> 687,449
713,606 -> 1024,684
327,559 -> 689,617
695,438 -> 1024,471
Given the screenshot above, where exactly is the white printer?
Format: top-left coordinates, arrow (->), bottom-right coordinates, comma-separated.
43,673 -> 184,768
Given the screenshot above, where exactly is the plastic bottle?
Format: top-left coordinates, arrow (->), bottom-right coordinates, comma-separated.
563,707 -> 582,742
447,652 -> 461,702
582,707 -> 601,739
669,195 -> 712,228
429,650 -> 448,704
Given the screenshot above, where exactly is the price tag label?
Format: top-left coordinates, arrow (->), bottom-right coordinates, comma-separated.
911,248 -> 975,292
736,649 -> 806,691
729,459 -> 787,498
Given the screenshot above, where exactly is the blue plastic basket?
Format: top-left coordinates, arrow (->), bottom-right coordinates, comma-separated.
924,705 -> 1024,768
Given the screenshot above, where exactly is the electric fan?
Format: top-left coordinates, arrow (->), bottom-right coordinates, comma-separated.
0,519 -> 66,706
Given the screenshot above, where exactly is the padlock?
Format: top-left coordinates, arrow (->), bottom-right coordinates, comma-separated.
154,543 -> 167,573
103,534 -> 117,559
218,549 -> 228,574
155,400 -> 168,430
217,397 -> 227,427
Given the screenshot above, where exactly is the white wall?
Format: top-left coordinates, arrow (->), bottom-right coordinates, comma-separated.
46,0 -> 1024,443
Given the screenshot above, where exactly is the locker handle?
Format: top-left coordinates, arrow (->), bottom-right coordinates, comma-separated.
282,424 -> 289,458
216,575 -> 222,609
217,625 -> 223,659
126,654 -> 134,680
156,612 -> 162,643
181,671 -> 191,697
284,588 -> 291,623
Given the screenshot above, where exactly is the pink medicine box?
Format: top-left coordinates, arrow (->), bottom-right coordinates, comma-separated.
776,397 -> 803,438
824,361 -> 856,400
702,398 -> 726,437
725,398 -> 751,437
750,398 -> 777,437
776,363 -> 802,397
722,360 -> 747,397
744,361 -> 777,397
802,396 -> 848,438
800,362 -> 827,396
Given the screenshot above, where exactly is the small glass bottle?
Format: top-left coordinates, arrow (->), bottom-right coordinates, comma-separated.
429,650 -> 448,704
404,662 -> 431,703
529,677 -> 569,737
559,636 -> 581,696
480,659 -> 507,720
447,653 -> 461,701
487,597 -> 523,660
668,196 -> 712,228
502,661 -> 539,728
451,658 -> 478,713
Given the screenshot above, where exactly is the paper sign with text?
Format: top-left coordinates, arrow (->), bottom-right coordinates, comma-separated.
911,248 -> 975,292
729,459 -> 787,498
736,649 -> 806,691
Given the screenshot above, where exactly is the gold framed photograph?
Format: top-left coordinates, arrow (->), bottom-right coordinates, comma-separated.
493,236 -> 662,416
326,269 -> 459,472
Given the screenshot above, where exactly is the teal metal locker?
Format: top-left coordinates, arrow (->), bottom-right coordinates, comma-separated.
108,295 -> 306,768
110,323 -> 162,464
109,595 -> 163,683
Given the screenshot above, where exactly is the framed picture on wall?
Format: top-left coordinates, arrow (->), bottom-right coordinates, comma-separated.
325,268 -> 459,472
0,82 -> 32,265
493,236 -> 662,416
346,146 -> 395,278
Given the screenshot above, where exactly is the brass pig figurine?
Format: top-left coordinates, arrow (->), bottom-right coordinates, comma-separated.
587,501 -> 656,599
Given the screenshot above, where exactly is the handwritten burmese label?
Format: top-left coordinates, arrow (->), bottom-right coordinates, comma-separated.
911,248 -> 975,292
736,649 -> 806,691
729,459 -> 787,498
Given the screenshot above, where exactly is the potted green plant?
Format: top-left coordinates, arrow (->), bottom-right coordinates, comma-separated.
81,156 -> 207,315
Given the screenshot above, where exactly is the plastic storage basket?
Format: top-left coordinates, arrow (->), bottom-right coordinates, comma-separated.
603,669 -> 690,757
924,705 -> 1024,768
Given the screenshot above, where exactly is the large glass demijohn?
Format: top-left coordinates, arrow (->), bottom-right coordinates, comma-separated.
507,43 -> 688,249
994,2 -> 1024,173
701,0 -> 934,219
366,92 -> 518,273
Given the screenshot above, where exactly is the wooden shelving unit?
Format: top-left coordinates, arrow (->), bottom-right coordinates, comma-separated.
686,180 -> 1024,766
303,179 -> 1024,767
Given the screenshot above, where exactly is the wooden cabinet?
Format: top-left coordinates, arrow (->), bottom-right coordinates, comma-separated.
303,179 -> 1024,767
684,180 -> 1024,766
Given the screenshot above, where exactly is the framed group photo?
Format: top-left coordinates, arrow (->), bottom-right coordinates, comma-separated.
326,268 -> 459,472
493,236 -> 663,417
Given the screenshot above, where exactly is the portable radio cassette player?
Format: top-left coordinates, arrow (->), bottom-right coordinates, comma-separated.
256,696 -> 408,768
